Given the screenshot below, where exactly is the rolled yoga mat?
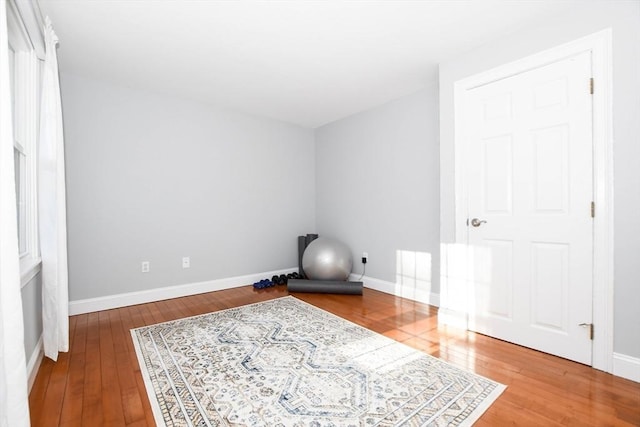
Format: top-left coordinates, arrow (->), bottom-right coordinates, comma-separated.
287,279 -> 363,295
298,234 -> 318,277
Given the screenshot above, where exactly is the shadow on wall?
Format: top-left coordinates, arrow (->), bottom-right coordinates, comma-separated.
395,250 -> 432,304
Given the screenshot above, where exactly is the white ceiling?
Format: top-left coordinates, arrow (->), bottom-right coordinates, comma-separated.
37,0 -> 584,128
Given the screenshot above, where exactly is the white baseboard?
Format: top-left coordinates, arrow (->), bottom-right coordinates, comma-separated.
351,274 -> 440,307
613,352 -> 640,383
26,334 -> 43,392
68,268 -> 298,315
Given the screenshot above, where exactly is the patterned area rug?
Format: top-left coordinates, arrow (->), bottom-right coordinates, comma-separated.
131,296 -> 505,426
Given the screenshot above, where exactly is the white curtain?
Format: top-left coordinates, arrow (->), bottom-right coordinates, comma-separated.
0,0 -> 31,425
39,17 -> 68,361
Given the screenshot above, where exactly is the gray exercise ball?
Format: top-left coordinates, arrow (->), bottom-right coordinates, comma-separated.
302,237 -> 353,281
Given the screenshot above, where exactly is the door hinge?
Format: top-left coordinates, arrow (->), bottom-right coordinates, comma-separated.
590,78 -> 594,94
591,201 -> 595,218
579,323 -> 594,340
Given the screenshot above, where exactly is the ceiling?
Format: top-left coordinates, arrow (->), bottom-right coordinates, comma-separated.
37,0 -> 584,128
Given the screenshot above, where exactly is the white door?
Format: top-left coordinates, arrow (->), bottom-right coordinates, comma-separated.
463,51 -> 594,365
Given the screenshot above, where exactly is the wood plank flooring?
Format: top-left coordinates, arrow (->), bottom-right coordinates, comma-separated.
29,285 -> 640,426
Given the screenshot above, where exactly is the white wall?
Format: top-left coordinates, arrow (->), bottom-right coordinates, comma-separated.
439,1 -> 640,358
61,72 -> 316,301
21,273 -> 42,365
315,86 -> 440,298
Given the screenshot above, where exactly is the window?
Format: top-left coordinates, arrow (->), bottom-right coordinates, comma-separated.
8,42 -> 27,256
7,0 -> 41,284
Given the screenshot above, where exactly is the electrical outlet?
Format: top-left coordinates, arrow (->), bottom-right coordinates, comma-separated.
362,252 -> 368,264
182,257 -> 190,269
141,261 -> 150,273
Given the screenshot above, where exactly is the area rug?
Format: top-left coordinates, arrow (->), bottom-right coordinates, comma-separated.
131,296 -> 505,426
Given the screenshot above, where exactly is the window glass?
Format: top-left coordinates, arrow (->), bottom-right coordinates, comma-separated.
14,146 -> 26,255
9,42 -> 27,256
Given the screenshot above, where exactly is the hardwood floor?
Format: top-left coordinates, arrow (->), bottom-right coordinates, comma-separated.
29,285 -> 640,426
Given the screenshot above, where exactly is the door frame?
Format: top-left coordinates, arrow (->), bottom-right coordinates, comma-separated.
453,29 -> 613,372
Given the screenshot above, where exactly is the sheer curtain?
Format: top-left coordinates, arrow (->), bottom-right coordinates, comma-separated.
39,16 -> 68,361
0,0 -> 31,425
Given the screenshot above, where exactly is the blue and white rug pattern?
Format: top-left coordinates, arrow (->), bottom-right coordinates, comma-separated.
131,296 -> 505,426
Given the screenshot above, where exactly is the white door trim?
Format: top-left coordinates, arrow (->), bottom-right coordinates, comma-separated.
453,29 -> 613,372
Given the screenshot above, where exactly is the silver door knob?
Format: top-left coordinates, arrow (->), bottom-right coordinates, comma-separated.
470,218 -> 487,227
